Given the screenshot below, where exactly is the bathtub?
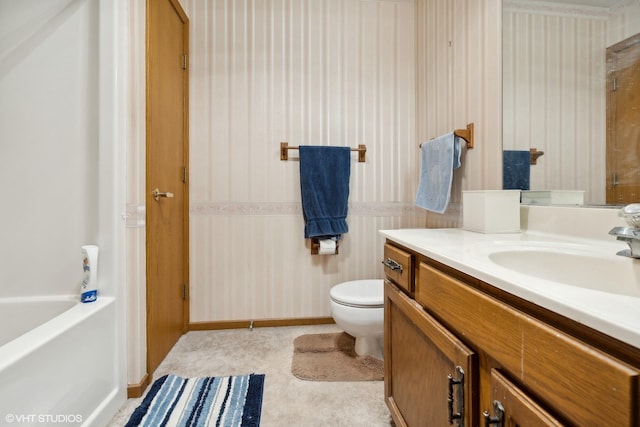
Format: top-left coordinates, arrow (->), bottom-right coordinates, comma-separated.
0,295 -> 121,426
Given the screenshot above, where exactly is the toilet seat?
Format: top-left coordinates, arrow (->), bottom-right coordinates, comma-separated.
330,279 -> 383,308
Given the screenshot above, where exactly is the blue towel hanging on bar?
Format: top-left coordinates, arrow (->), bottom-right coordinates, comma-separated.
299,146 -> 351,239
503,150 -> 530,191
415,132 -> 462,214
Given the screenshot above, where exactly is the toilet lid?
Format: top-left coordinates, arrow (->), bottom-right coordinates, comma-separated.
330,279 -> 384,307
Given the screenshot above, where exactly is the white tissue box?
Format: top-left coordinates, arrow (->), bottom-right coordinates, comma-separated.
463,190 -> 521,233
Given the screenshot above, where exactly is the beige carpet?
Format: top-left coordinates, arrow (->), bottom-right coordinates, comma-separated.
109,325 -> 393,426
291,332 -> 384,381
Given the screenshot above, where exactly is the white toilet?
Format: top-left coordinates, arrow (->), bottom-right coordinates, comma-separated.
329,279 -> 384,359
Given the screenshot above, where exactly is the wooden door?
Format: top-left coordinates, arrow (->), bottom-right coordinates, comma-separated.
607,33 -> 640,204
146,0 -> 189,376
488,369 -> 564,427
384,281 -> 477,427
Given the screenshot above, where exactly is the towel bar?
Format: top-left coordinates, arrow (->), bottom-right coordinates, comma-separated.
280,142 -> 367,162
420,123 -> 474,149
530,148 -> 544,165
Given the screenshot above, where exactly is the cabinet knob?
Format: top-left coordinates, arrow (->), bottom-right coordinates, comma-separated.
483,400 -> 505,427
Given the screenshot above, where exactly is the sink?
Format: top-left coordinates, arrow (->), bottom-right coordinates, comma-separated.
485,242 -> 640,297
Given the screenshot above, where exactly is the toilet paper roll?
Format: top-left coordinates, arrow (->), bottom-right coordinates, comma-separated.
318,239 -> 336,255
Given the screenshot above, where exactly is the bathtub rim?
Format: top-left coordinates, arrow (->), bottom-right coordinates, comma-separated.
0,295 -> 116,373
0,295 -> 77,346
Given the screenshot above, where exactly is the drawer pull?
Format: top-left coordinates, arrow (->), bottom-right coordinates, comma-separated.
483,401 -> 504,427
382,258 -> 403,273
447,366 -> 465,426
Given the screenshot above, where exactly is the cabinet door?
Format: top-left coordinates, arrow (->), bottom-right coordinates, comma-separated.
385,280 -> 477,427
487,369 -> 564,427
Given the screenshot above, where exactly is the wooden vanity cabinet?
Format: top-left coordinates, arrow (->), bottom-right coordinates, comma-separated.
383,239 -> 640,427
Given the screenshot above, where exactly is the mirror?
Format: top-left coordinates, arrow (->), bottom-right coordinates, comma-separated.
502,0 -> 640,205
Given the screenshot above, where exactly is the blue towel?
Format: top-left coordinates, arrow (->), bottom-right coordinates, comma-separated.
503,150 -> 530,191
299,146 -> 351,239
414,132 -> 461,214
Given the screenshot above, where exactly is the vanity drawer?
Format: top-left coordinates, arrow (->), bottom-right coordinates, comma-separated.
383,243 -> 413,294
417,262 -> 640,427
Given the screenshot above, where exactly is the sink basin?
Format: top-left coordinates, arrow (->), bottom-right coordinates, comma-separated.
486,243 -> 640,297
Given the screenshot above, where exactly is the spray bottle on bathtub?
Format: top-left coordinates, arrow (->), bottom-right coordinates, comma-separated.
81,245 -> 99,303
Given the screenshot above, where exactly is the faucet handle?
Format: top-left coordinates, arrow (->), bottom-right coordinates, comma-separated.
621,204 -> 640,214
619,204 -> 640,228
609,227 -> 640,238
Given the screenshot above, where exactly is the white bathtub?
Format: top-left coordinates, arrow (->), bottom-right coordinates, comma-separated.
0,295 -> 121,426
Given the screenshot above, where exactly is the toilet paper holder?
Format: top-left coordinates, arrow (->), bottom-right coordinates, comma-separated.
311,238 -> 339,255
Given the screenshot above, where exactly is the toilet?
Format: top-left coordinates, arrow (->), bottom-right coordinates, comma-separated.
329,279 -> 384,359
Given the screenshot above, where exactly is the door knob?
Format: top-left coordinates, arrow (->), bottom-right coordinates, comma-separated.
152,188 -> 174,201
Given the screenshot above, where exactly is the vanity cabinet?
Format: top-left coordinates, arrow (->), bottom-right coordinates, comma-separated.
383,240 -> 640,427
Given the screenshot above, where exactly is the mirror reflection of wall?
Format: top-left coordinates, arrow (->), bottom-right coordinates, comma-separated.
503,0 -> 640,205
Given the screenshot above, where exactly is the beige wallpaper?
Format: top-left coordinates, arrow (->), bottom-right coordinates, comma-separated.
183,0 -> 424,323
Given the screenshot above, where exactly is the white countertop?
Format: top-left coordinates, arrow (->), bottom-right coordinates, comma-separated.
380,228 -> 640,349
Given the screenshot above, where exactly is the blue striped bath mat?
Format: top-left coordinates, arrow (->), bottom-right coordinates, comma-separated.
125,373 -> 265,427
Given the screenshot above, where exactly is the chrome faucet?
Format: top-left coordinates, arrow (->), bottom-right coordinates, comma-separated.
609,204 -> 640,259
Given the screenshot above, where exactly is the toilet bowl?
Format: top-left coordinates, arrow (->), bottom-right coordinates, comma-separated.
329,279 -> 384,359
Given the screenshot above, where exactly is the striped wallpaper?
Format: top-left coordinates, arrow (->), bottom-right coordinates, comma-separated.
183,0 -> 423,322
